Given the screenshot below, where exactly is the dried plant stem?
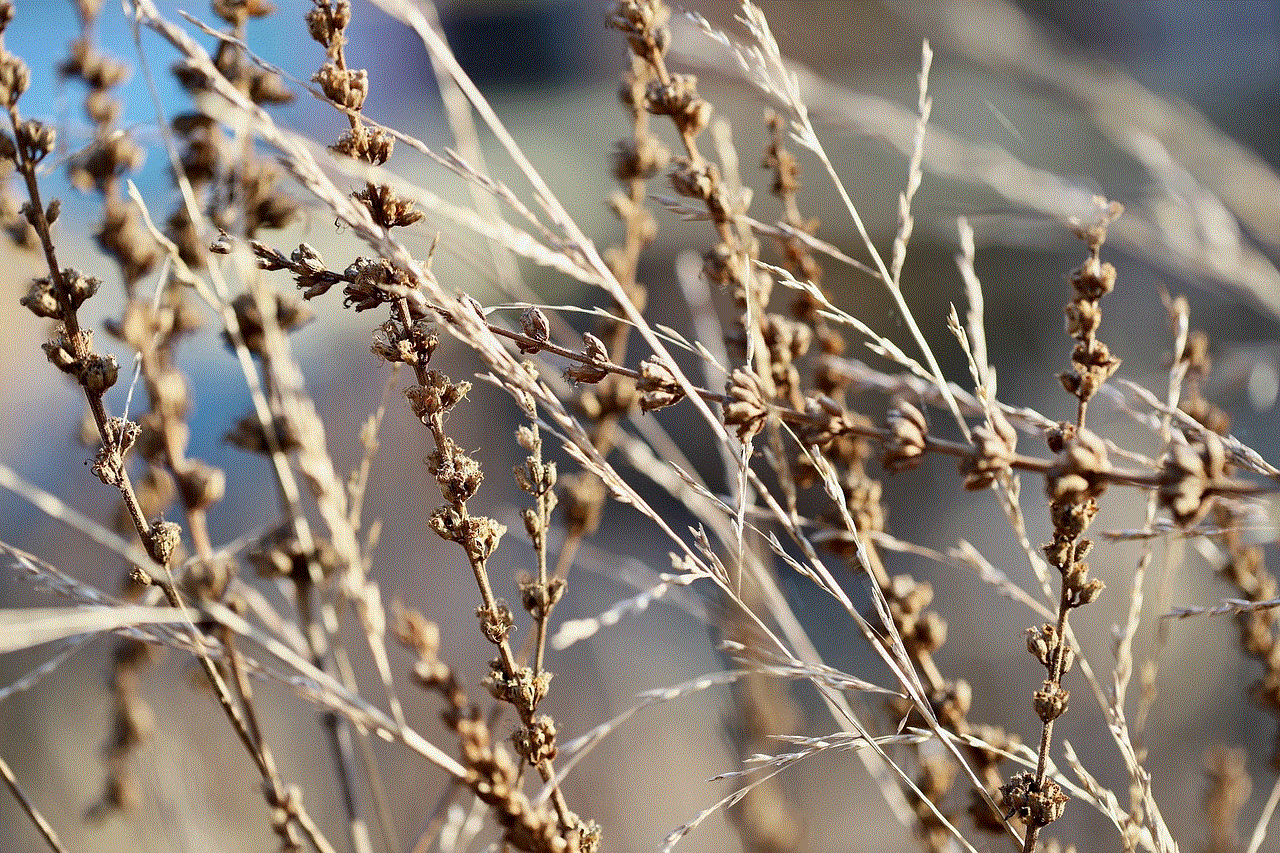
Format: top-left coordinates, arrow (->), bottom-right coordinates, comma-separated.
0,752 -> 68,853
1013,200 -> 1124,852
4,3 -> 1280,853
10,59 -> 300,852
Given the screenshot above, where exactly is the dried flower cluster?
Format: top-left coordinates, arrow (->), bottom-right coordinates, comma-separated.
2,4 -> 1278,853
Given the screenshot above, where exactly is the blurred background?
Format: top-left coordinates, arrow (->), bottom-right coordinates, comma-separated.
2,2 -> 1279,851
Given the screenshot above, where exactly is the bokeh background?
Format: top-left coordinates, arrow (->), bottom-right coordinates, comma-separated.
2,2 -> 1279,851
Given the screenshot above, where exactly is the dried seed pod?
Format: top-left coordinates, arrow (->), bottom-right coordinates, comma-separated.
561,471 -> 606,538
1045,427 -> 1110,504
146,519 -> 183,567
332,125 -> 394,164
701,241 -> 738,286
637,355 -> 684,412
476,601 -> 514,644
405,371 -> 470,421
17,118 -> 54,161
644,74 -> 711,136
669,156 -> 719,201
519,577 -> 565,620
723,367 -> 769,440
960,407 -> 1017,490
0,50 -> 29,108
612,134 -> 668,181
1000,771 -> 1068,828
606,0 -> 671,62
1034,681 -> 1069,722
486,662 -> 550,711
564,333 -> 610,385
1070,254 -> 1117,301
883,398 -> 928,472
21,277 -> 62,319
512,715 -> 558,766
79,352 -> 119,393
312,62 -> 367,111
427,438 -> 483,504
518,306 -> 551,353
1025,623 -> 1074,673
800,395 -> 866,448
174,459 -> 225,511
1159,432 -> 1228,527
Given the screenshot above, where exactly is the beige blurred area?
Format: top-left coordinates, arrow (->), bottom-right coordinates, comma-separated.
3,2 -> 1279,852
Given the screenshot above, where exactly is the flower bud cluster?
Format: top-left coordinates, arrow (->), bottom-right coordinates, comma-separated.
1059,198 -> 1123,403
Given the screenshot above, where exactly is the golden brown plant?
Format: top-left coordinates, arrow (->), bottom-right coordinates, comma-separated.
2,3 -> 1279,853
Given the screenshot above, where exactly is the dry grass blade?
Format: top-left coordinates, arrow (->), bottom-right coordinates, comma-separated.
0,605 -> 188,653
0,753 -> 68,853
551,564 -> 707,650
1246,774 -> 1280,853
662,726 -> 959,853
0,638 -> 91,704
1165,596 -> 1280,619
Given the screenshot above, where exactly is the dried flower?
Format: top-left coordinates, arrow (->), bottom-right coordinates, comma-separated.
519,576 -> 565,621
145,519 -> 183,567
79,352 -> 118,393
313,62 -> 367,111
0,49 -> 29,108
16,118 -> 54,162
1045,427 -> 1110,504
1159,432 -> 1227,527
724,368 -> 769,440
306,0 -> 351,49
644,74 -> 711,137
1000,771 -> 1068,828
331,125 -> 394,164
564,332 -> 610,385
511,716 -> 558,764
612,134 -> 668,181
1025,623 -> 1074,673
476,601 -> 515,644
637,355 -> 684,412
428,437 -> 484,504
518,306 -> 551,353
883,398 -> 928,472
960,407 -> 1017,490
486,661 -> 551,711
405,372 -> 470,421
1034,680 -> 1069,721
801,395 -> 867,448
353,183 -> 421,229
669,156 -> 719,201
606,0 -> 670,62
